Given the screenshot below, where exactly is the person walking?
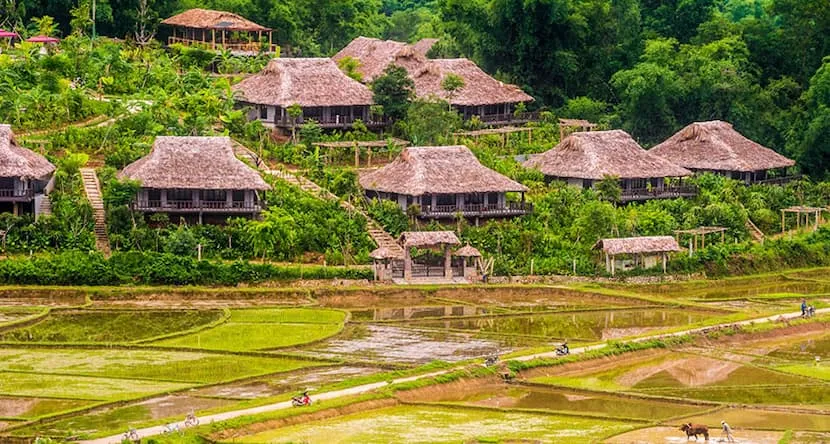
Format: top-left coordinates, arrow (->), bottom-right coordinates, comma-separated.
721,420 -> 735,443
801,298 -> 808,316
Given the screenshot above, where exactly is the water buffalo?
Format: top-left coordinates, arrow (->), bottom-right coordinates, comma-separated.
679,423 -> 709,441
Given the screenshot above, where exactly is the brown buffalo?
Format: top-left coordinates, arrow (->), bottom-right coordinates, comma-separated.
680,423 -> 709,441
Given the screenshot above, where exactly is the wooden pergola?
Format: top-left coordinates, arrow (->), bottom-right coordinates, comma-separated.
313,138 -> 409,168
781,206 -> 824,233
674,226 -> 727,254
559,118 -> 597,141
452,126 -> 534,147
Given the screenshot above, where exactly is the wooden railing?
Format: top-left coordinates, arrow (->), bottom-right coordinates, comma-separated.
137,200 -> 260,211
477,112 -> 539,124
0,188 -> 34,199
421,202 -> 533,217
754,175 -> 803,186
275,115 -> 387,128
620,186 -> 697,202
167,37 -> 278,53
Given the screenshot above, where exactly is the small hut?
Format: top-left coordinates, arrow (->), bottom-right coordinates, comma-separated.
334,37 -> 534,124
360,145 -> 531,221
594,236 -> 682,275
369,246 -> 402,281
233,58 -> 376,130
524,130 -> 694,202
161,8 -> 275,53
0,125 -> 55,219
399,231 -> 461,280
455,243 -> 482,280
649,121 -> 796,184
120,136 -> 270,224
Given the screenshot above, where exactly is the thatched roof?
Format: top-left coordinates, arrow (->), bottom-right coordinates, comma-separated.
594,236 -> 682,255
524,130 -> 692,180
335,37 -> 533,106
649,121 -> 795,173
0,125 -> 55,180
232,58 -> 374,108
360,145 -> 527,195
120,136 -> 270,191
370,246 -> 398,259
400,231 -> 460,248
410,58 -> 533,106
455,244 -> 481,257
161,8 -> 270,31
333,36 -> 427,82
412,38 -> 438,56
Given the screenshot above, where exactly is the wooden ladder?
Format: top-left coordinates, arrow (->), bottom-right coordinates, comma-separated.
80,168 -> 111,256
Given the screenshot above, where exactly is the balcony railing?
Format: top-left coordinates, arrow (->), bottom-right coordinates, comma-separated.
477,112 -> 540,125
620,186 -> 697,202
0,188 -> 34,200
420,202 -> 533,218
754,175 -> 803,186
136,200 -> 261,212
167,37 -> 278,53
274,115 -> 387,128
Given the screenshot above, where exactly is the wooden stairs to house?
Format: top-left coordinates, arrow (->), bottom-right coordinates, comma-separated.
37,195 -> 52,219
746,218 -> 766,243
232,140 -> 403,257
80,168 -> 111,256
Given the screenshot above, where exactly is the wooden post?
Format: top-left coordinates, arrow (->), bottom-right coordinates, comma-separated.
781,210 -> 785,233
211,29 -> 215,49
403,248 -> 412,280
610,254 -> 615,276
444,245 -> 452,279
528,129 -> 532,144
662,252 -> 667,273
269,31 -> 273,52
354,142 -> 359,168
367,146 -> 372,167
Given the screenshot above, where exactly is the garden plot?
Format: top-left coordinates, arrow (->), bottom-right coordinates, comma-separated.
300,324 -> 507,364
0,397 -> 93,420
0,309 -> 223,343
530,348 -> 830,405
397,379 -> 708,421
230,405 -> 633,444
13,394 -> 234,439
192,365 -> 380,399
622,274 -> 830,301
153,308 -> 345,351
407,309 -> 715,342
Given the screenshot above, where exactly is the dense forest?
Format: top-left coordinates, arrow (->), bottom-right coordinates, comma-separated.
3,0 -> 829,176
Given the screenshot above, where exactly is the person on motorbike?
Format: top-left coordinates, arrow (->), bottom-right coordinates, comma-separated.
557,341 -> 569,355
293,391 -> 311,406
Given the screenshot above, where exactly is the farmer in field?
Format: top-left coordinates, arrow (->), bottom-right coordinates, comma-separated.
721,420 -> 734,443
801,298 -> 807,316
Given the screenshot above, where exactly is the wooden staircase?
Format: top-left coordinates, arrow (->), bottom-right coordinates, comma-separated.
37,195 -> 52,219
746,218 -> 765,243
80,168 -> 111,256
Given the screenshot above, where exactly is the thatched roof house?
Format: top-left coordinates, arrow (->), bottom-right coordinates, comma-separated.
334,37 -> 533,124
594,235 -> 682,275
0,125 -> 55,180
361,145 -> 527,196
410,58 -> 533,107
234,58 -> 373,108
526,130 -> 691,181
333,36 -> 427,82
361,145 -> 530,219
649,121 -> 795,183
120,136 -> 269,223
121,136 -> 269,191
233,58 -> 375,128
162,8 -> 270,32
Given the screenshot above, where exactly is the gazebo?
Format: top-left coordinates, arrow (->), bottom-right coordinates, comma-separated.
594,236 -> 682,276
399,231 -> 461,280
369,246 -> 402,281
455,243 -> 482,280
781,206 -> 824,233
673,226 -> 727,254
161,8 -> 276,54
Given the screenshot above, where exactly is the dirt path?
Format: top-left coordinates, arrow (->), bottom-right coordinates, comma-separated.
78,308 -> 829,444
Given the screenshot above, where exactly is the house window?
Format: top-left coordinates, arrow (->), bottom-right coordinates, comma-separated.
169,189 -> 192,201
629,179 -> 647,190
259,106 -> 268,120
233,190 -> 245,202
201,190 -> 227,202
148,190 -> 161,201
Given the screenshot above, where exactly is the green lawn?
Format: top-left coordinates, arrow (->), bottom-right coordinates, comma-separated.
0,348 -> 326,384
154,308 -> 346,351
233,405 -> 634,443
0,309 -> 224,343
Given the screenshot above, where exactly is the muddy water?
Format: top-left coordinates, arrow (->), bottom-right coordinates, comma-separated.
768,334 -> 830,360
606,426 -> 785,444
680,407 -> 830,432
300,325 -> 507,364
406,309 -> 713,341
192,366 -> 381,399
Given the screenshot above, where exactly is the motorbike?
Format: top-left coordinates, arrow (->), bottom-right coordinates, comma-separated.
292,395 -> 312,407
484,355 -> 499,367
555,345 -> 570,356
